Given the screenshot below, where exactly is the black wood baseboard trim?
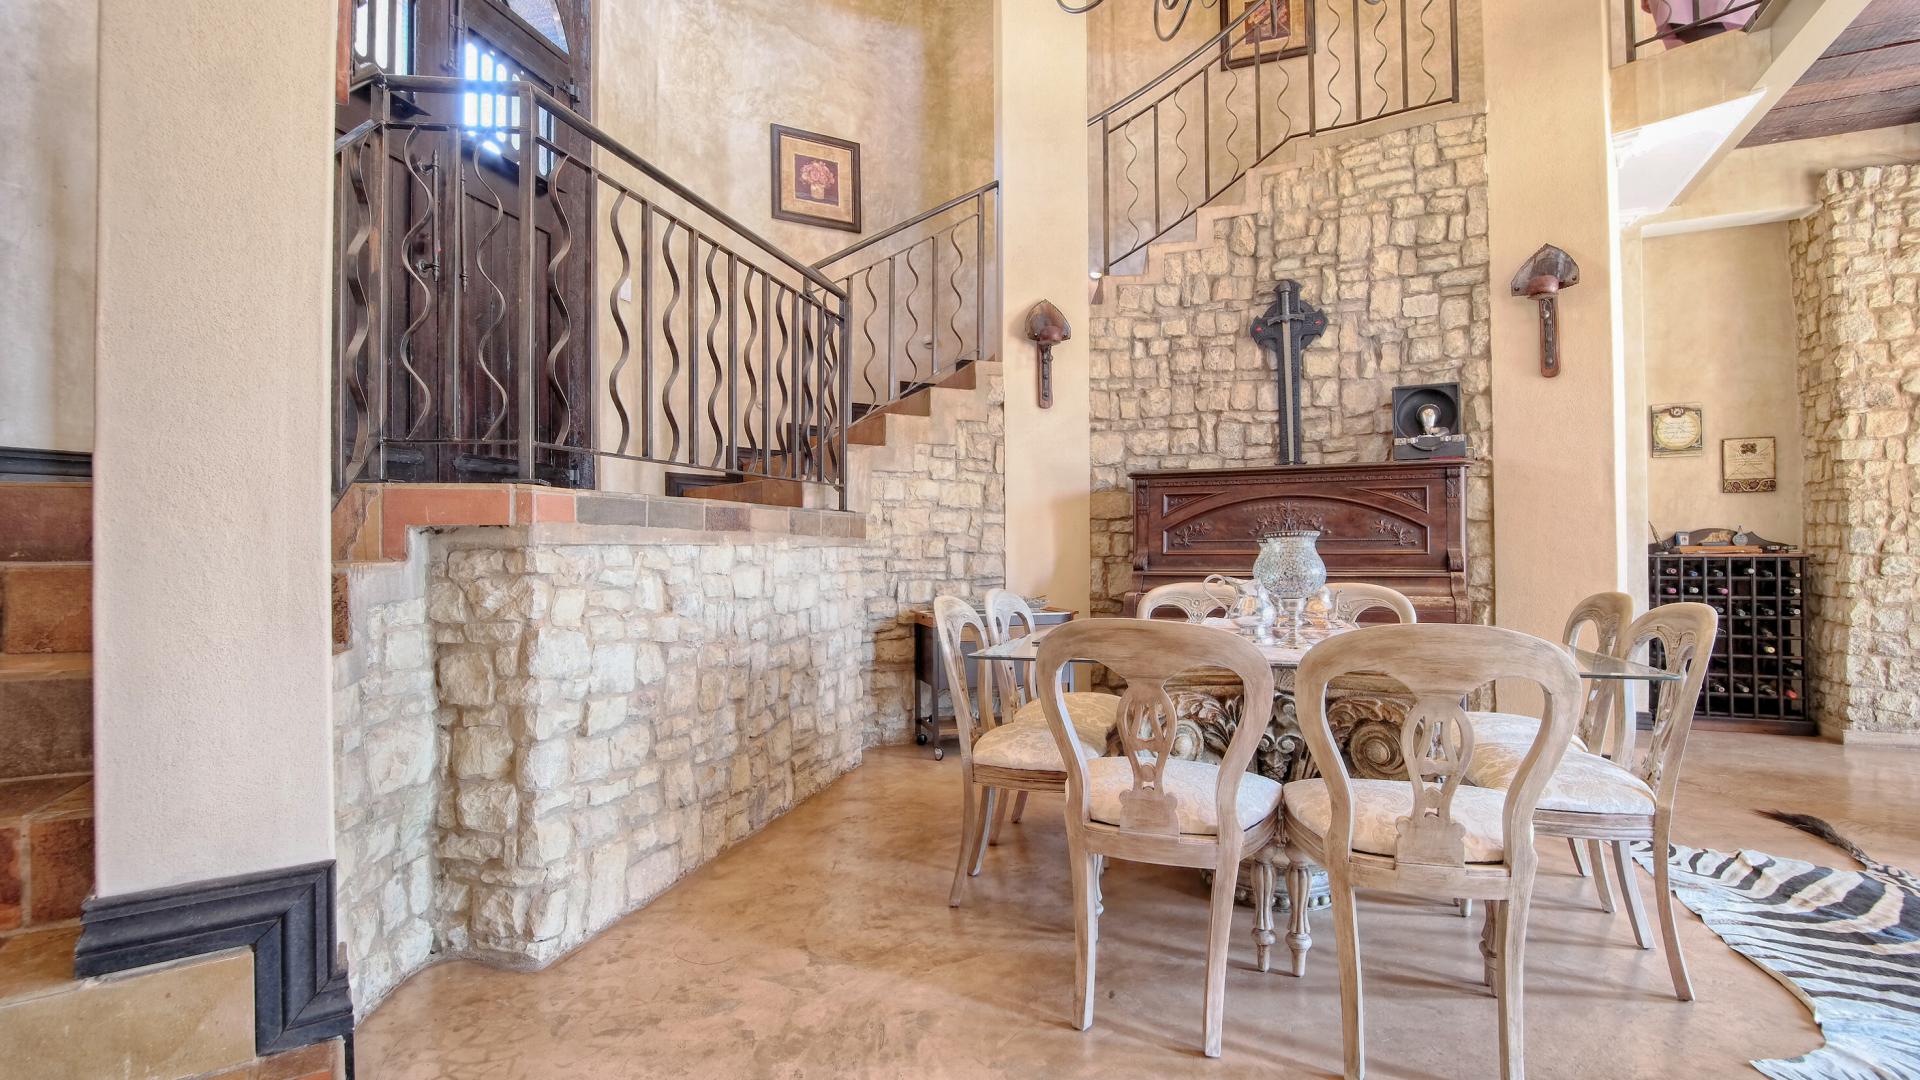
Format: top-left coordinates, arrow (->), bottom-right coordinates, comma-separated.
0,446 -> 91,478
75,860 -> 353,1056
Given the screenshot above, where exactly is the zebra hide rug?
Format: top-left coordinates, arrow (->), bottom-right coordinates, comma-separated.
1635,813 -> 1920,1080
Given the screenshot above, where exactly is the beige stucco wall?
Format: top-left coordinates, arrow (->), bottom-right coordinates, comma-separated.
92,0 -> 337,894
594,0 -> 994,268
0,0 -> 97,453
1640,223 -> 1804,544
1646,123 -> 1920,235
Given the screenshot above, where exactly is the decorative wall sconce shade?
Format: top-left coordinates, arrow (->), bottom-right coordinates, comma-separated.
1025,299 -> 1071,409
1509,244 -> 1580,379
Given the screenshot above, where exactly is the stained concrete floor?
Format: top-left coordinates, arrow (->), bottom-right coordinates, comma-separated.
358,733 -> 1920,1078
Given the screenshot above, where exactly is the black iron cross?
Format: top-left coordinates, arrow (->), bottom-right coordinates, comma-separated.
1249,279 -> 1327,464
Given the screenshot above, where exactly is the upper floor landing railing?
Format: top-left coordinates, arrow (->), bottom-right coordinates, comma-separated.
334,74 -> 851,506
1622,0 -> 1773,63
1089,0 -> 1462,277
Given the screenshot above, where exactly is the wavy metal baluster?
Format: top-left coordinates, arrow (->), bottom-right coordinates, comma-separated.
772,284 -> 792,457
1323,0 -> 1347,127
739,266 -> 761,465
1367,0 -> 1391,118
543,151 -> 577,450
703,243 -> 725,468
1166,87 -> 1191,224
659,217 -> 684,462
859,268 -> 881,404
471,166 -> 512,443
606,189 -> 634,457
1218,46 -> 1245,195
1416,0 -> 1442,104
339,141 -> 376,487
396,128 -> 437,440
944,221 -> 968,372
902,240 -> 924,388
1118,121 -> 1146,258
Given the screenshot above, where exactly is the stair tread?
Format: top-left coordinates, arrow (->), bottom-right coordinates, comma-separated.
0,925 -> 82,1006
0,654 -> 91,681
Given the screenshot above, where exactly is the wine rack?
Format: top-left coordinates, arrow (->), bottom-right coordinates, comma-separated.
1648,552 -> 1812,735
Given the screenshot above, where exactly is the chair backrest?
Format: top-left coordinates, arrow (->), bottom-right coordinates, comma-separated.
982,588 -> 1040,711
1612,602 -> 1717,808
1324,582 -> 1417,625
1138,581 -> 1237,622
1560,591 -> 1635,754
932,595 -> 999,766
1037,619 -> 1276,848
1296,624 -> 1582,873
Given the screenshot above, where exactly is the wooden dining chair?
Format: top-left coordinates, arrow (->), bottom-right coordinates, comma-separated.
1466,591 -> 1634,913
1323,582 -> 1417,625
935,596 -> 1115,908
1463,602 -> 1717,1001
980,588 -> 1121,838
1035,618 -> 1282,1058
1138,580 -> 1237,622
1284,623 -> 1584,1080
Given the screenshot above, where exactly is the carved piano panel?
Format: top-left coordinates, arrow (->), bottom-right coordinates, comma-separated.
1129,461 -> 1472,623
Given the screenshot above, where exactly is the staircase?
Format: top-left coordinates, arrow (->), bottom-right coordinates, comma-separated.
0,481 -> 94,992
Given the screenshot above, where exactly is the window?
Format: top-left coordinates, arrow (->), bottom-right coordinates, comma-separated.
352,0 -> 414,75
463,38 -> 557,176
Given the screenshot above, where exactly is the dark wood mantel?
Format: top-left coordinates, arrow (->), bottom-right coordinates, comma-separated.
1127,460 -> 1472,623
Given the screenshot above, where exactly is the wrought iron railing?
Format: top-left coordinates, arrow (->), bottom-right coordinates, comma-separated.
1622,0 -> 1771,62
1089,0 -> 1460,275
333,75 -> 851,506
813,183 -> 999,417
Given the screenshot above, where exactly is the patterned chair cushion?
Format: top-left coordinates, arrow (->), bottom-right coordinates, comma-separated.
1085,757 -> 1282,835
1011,691 -> 1122,748
1467,710 -> 1590,753
1282,778 -> 1511,863
1465,740 -> 1656,815
972,719 -> 1103,772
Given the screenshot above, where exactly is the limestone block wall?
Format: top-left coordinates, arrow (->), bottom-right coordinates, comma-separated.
1791,164 -> 1920,739
427,528 -> 871,966
1086,115 -> 1494,620
331,547 -> 437,1015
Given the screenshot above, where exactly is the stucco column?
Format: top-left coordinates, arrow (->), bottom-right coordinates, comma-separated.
996,0 -> 1093,614
92,1 -> 337,894
1484,0 -> 1633,649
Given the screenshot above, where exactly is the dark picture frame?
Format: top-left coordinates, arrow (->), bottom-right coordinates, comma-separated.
770,124 -> 862,233
1220,0 -> 1313,70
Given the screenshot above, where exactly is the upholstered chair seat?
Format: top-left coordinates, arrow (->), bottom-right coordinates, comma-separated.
1466,740 -> 1658,816
1283,778 -> 1512,862
1466,710 -> 1591,754
972,718 -> 1106,772
1011,691 -> 1121,747
1084,757 -> 1281,835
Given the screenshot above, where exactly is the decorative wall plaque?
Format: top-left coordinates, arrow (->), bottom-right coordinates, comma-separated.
1721,436 -> 1777,493
1650,403 -> 1704,457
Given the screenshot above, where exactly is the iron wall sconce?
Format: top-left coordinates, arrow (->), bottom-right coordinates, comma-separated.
1509,244 -> 1580,379
1025,299 -> 1071,409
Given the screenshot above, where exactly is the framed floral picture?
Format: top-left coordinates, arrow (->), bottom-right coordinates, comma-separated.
1722,436 -> 1777,493
770,124 -> 861,233
1220,0 -> 1312,70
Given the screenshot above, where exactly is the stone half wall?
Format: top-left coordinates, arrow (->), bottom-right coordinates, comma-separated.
1791,164 -> 1920,739
1086,113 -> 1494,622
332,366 -> 1006,1009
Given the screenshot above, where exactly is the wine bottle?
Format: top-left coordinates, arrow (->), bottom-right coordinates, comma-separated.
1732,680 -> 1753,694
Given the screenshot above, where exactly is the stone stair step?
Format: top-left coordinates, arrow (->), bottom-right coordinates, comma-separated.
0,484 -> 90,563
681,476 -> 807,507
0,774 -> 92,933
0,655 -> 93,781
0,564 -> 91,655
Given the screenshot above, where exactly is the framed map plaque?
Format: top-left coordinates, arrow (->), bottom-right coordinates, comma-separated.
1650,403 -> 1704,457
1722,436 -> 1777,493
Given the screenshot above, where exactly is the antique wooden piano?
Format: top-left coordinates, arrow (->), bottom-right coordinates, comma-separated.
1125,460 -> 1472,623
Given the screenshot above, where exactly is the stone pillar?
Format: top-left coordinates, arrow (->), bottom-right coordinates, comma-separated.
1792,164 -> 1920,741
996,0 -> 1092,613
1483,0 -> 1632,654
92,0 -> 337,894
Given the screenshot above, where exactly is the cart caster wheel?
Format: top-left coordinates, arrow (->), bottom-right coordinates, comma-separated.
916,731 -> 929,745
933,747 -> 945,761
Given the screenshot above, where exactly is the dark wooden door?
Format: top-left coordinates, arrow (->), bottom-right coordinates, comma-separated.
337,0 -> 594,487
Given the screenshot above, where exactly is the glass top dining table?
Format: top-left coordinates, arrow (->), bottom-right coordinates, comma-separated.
971,619 -> 1680,683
